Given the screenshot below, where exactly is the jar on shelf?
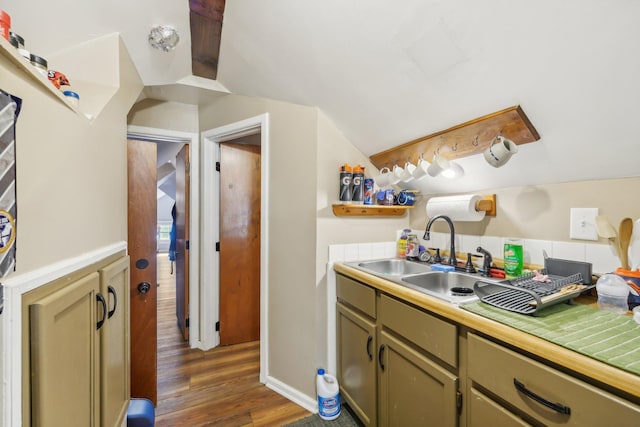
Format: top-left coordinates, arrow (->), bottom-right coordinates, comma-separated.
30,54 -> 48,77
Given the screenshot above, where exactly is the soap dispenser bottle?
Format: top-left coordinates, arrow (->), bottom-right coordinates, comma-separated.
397,229 -> 411,258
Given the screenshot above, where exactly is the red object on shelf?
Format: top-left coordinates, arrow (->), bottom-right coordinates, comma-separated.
0,10 -> 10,41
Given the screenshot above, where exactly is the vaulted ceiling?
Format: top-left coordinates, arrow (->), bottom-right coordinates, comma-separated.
7,1 -> 640,193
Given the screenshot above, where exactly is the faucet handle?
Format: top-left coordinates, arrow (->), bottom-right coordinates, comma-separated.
476,246 -> 493,276
428,247 -> 442,264
465,253 -> 481,273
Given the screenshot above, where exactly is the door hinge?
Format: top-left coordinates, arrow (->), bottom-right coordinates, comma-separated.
456,391 -> 463,410
185,318 -> 190,328
216,242 -> 220,252
186,240 -> 190,250
215,161 -> 220,172
215,321 -> 220,332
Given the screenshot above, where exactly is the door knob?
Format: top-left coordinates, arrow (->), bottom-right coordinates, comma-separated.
137,281 -> 151,294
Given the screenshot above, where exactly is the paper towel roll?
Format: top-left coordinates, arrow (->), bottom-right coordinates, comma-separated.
426,195 -> 486,222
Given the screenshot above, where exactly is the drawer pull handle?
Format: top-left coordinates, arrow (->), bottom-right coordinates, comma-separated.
514,378 -> 571,415
378,344 -> 386,371
96,293 -> 107,330
366,335 -> 373,361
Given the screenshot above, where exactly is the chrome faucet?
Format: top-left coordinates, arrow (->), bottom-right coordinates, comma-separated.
423,215 -> 457,268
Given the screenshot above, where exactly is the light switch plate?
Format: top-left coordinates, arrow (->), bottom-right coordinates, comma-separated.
570,208 -> 599,241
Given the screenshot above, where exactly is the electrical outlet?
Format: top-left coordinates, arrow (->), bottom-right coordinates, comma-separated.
570,208 -> 599,241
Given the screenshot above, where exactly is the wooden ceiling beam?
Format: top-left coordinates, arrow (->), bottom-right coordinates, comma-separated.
189,0 -> 226,80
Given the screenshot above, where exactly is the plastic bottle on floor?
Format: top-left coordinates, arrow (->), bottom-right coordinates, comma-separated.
316,368 -> 341,420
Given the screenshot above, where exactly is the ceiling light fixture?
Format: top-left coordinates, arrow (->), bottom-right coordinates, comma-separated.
148,25 -> 180,52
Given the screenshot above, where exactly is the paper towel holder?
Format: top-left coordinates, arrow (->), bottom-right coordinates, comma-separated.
476,194 -> 497,216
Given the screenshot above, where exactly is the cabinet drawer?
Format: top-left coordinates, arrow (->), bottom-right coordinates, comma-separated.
379,294 -> 457,367
468,333 -> 640,426
337,274 -> 376,318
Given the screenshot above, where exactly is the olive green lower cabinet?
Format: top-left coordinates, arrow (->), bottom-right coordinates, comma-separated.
28,256 -> 130,427
336,274 -> 459,427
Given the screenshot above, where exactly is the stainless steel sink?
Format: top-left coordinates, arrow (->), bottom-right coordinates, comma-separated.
344,258 -> 506,304
400,271 -> 482,304
353,258 -> 433,276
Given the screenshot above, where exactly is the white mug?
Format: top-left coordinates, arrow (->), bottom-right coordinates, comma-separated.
412,157 -> 430,180
374,167 -> 391,187
427,154 -> 451,177
389,164 -> 404,185
484,136 -> 518,168
400,161 -> 416,183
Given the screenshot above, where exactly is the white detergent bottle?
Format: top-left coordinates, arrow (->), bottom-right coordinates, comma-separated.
316,368 -> 341,420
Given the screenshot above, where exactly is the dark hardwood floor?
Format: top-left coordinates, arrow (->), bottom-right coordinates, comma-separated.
155,253 -> 311,426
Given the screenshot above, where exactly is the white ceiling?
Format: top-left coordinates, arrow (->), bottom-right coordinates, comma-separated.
7,1 -> 640,193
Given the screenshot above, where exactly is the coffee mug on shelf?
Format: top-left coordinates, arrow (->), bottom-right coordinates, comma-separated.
484,136 -> 518,168
397,190 -> 416,206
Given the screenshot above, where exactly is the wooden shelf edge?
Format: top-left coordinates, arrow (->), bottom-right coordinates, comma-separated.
369,105 -> 540,170
332,204 -> 413,217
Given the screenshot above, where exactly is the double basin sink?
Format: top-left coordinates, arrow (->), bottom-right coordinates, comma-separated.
345,258 -> 506,304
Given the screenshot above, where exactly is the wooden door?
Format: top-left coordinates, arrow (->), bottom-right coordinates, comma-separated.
30,272 -> 101,427
127,139 -> 158,405
219,142 -> 261,345
175,145 -> 190,340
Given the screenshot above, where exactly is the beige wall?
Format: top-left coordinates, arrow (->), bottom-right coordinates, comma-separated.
1,39 -> 141,274
128,99 -> 199,132
409,178 -> 640,243
315,110 -> 408,364
198,95 -> 410,400
198,94 -> 320,398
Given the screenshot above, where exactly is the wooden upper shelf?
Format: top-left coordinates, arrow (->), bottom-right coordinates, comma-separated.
369,105 -> 540,170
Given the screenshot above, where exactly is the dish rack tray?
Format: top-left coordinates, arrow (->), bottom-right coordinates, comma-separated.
474,271 -> 589,315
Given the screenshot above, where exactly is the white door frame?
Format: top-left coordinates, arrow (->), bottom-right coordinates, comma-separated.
201,113 -> 270,384
126,125 -> 202,349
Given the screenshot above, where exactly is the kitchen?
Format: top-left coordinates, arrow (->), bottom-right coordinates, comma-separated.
1,1 -> 640,426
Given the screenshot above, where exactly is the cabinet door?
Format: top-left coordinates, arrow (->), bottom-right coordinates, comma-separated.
378,330 -> 458,427
30,272 -> 101,427
99,256 -> 130,427
337,302 -> 377,427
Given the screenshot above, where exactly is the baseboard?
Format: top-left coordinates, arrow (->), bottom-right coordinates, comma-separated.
265,375 -> 317,414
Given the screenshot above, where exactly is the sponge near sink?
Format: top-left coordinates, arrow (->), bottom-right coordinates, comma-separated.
431,264 -> 455,272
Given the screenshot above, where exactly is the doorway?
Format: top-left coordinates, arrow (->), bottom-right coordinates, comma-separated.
126,126 -> 200,404
201,113 -> 270,383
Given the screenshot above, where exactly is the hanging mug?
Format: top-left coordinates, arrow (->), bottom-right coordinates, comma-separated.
484,136 -> 518,168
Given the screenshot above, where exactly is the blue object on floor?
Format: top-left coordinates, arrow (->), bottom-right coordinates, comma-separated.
127,398 -> 155,427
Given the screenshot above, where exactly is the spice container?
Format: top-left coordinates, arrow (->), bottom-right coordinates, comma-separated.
30,54 -> 48,77
63,90 -> 80,108
9,31 -> 23,48
0,10 -> 10,41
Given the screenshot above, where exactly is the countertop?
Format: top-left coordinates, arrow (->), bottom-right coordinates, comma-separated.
333,262 -> 640,401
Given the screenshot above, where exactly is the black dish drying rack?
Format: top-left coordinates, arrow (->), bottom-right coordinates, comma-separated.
473,271 -> 591,315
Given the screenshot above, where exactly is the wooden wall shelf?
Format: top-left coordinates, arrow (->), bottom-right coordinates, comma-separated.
369,105 -> 540,170
332,204 -> 413,217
